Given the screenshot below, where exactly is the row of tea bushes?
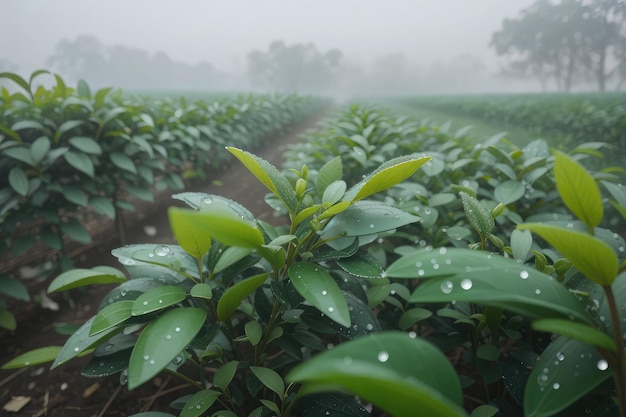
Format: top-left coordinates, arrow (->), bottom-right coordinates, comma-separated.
396,93 -> 626,160
0,71 -> 327,330
280,103 -> 626,416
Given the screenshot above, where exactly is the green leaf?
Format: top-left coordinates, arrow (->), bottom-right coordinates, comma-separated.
168,207 -> 263,249
0,277 -> 30,301
2,346 -> 62,369
90,196 -> 116,219
532,319 -> 616,353
90,300 -> 134,336
316,156 -> 343,194
60,218 -> 92,243
524,337 -> 612,417
398,307 -> 433,330
168,207 -> 212,258
0,308 -> 16,330
469,405 -> 499,417
217,273 -> 268,322
12,120 -> 44,131
227,147 -> 298,212
322,180 -> 347,205
213,247 -> 253,274
48,266 -> 126,293
287,332 -> 467,417
294,392 -> 370,417
320,201 -> 420,241
190,283 -> 212,300
52,317 -> 121,369
64,150 -> 94,177
8,167 -> 28,196
77,79 -> 91,98
494,180 -> 525,204
288,262 -> 351,327
460,192 -> 494,239
245,321 -> 263,346
110,152 -> 137,174
347,156 -> 431,202
30,136 -> 51,164
213,360 -> 239,391
63,186 -> 88,207
180,389 -> 221,417
4,146 -> 34,165
250,366 -> 285,396
510,229 -> 532,262
387,248 -> 590,323
126,185 -> 153,202
68,136 -> 102,155
57,120 -> 84,136
518,223 -> 618,286
0,71 -> 31,95
172,192 -> 255,221
554,151 -> 602,230
335,252 -> 384,278
128,307 -> 206,390
131,286 -> 187,316
81,348 -> 130,378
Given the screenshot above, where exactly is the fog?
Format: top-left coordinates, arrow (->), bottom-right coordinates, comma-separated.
1,1 -> 552,96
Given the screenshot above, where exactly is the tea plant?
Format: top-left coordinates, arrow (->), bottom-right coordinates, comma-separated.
3,143 -> 443,416
0,71 -> 325,329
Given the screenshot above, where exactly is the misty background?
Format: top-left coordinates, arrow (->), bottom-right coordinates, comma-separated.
1,0 -> 625,96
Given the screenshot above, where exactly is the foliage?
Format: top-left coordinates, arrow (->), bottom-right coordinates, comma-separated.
491,0 -> 626,92
4,101 -> 626,417
0,70 -> 326,329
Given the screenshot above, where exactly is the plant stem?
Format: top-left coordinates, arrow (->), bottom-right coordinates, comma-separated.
603,285 -> 626,417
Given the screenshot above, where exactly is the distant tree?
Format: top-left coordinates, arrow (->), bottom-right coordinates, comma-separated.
491,0 -> 626,92
46,35 -> 220,90
247,41 -> 343,92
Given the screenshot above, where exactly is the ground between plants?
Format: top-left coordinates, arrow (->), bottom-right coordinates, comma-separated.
0,109 -> 332,417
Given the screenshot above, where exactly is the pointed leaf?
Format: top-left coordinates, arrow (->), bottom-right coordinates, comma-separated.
532,319 -> 616,353
131,286 -> 187,316
90,301 -> 134,336
52,317 -> 121,369
316,156 -> 343,194
288,262 -> 350,327
524,337 -> 612,417
250,366 -> 285,396
460,192 -> 494,239
68,136 -> 102,155
213,360 -> 239,391
217,273 -> 268,322
60,218 -> 92,243
320,201 -> 420,241
387,248 -> 590,323
90,196 -> 116,219
2,346 -> 62,369
180,389 -> 221,417
110,152 -> 137,174
494,180 -> 525,204
8,167 -> 28,196
190,283 -> 213,300
128,307 -> 206,389
227,147 -> 298,212
168,207 -> 262,249
336,252 -> 384,278
30,136 -> 51,164
63,150 -> 94,177
168,207 -> 212,258
287,332 -> 467,417
48,266 -> 126,293
554,151 -> 602,229
518,223 -> 618,286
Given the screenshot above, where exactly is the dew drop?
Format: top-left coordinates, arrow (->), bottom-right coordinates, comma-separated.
202,197 -> 213,204
148,253 -> 155,258
440,280 -> 453,294
149,359 -> 155,365
369,224 -> 375,229
597,359 -> 609,371
143,301 -> 148,305
415,261 -> 422,267
328,307 -> 334,313
433,263 -> 440,270
366,323 -> 374,331
520,270 -> 529,279
556,352 -> 565,361
153,244 -> 171,257
175,327 -> 181,332
418,269 -> 425,276
537,374 -> 549,387
439,247 -> 447,255
322,290 -> 328,296
460,279 -> 473,290
143,354 -> 149,360
73,347 -> 80,352
377,351 -> 389,362
552,382 -> 560,390
535,289 -> 542,295
166,334 -> 172,340
408,331 -> 417,338
121,289 -> 128,296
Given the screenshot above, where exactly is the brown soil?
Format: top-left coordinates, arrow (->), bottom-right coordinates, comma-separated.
0,109 -> 332,417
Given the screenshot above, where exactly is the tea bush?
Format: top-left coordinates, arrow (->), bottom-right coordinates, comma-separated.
4,102 -> 626,417
0,71 -> 326,330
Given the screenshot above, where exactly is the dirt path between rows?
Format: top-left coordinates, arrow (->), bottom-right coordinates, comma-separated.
0,108 -> 334,417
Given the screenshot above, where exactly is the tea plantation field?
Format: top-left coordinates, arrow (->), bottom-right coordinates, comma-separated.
2,73 -> 626,417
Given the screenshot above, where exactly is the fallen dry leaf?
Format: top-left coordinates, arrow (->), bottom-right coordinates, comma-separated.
82,382 -> 101,398
3,396 -> 31,412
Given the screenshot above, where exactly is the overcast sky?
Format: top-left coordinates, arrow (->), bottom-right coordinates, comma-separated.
3,0 -> 535,74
